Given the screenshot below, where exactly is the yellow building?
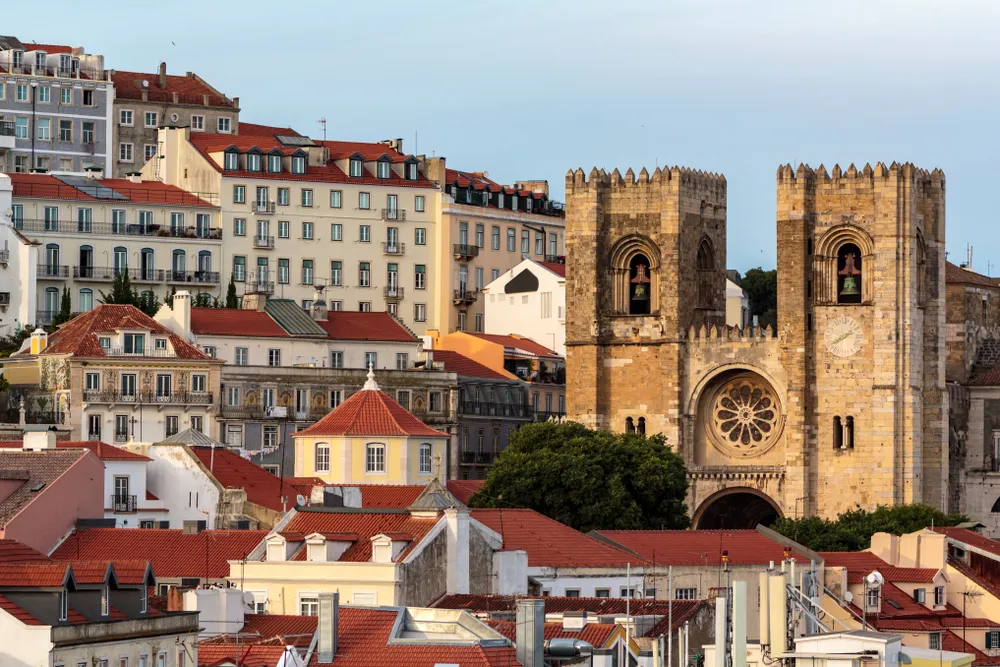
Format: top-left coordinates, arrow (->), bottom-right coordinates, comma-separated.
293,366 -> 450,484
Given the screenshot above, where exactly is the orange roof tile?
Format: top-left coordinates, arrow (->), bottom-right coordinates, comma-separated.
429,350 -> 512,380
933,527 -> 1000,557
467,333 -> 561,358
23,43 -> 74,54
315,312 -> 417,343
946,261 -> 999,288
538,261 -> 566,278
0,563 -> 71,587
190,308 -> 289,338
280,510 -> 439,562
819,551 -> 938,583
435,593 -> 701,618
0,440 -> 150,462
189,447 -> 316,512
0,539 -> 51,563
239,122 -> 301,137
295,388 -> 447,438
9,173 -> 214,207
201,613 -> 317,648
489,618 -> 618,647
111,70 -> 233,107
0,593 -> 45,625
595,529 -> 808,566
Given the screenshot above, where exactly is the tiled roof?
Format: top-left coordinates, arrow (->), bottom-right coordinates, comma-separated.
190,307 -> 289,338
111,69 -> 233,107
434,593 -> 699,617
0,449 -> 91,527
321,140 -> 409,162
9,173 -> 215,207
295,388 -> 448,438
819,551 -> 939,583
315,312 -> 417,343
197,645 -> 310,667
189,446 -> 317,512
63,560 -> 152,586
933,527 -> 1000,558
0,594 -> 44,625
942,630 -> 997,665
538,261 -> 566,278
594,529 -> 809,566
471,509 -> 640,568
201,613 -> 318,648
0,440 -> 150,462
239,122 -> 301,137
467,333 -> 561,358
429,350 -> 513,380
279,509 -> 440,562
488,618 -> 618,647
51,529 -> 266,579
0,563 -> 71,587
12,304 -> 213,361
945,261 -> 999,288
0,539 -> 51,563
447,480 -> 485,505
644,601 -> 708,637
444,168 -> 544,200
22,43 -> 74,54
321,481 -> 482,509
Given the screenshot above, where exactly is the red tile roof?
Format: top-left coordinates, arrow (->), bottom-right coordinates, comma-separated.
0,440 -> 150,462
239,122 -> 301,137
315,312 -> 417,343
595,529 -> 809,566
197,645 -> 308,667
471,509 -> 640,568
538,261 -> 566,278
933,527 -> 1000,558
0,563 -> 71,587
819,551 -> 939,583
111,70 -> 233,107
61,560 -> 152,586
321,140 -> 408,162
429,350 -> 513,380
644,601 -> 708,637
435,593 -> 699,617
447,480 -> 485,505
12,304 -> 214,361
489,618 -> 618,647
942,630 -> 997,665
318,481 -> 483,509
0,539 -> 51,563
51,529 -> 266,579
201,613 -> 318,648
280,510 -> 440,562
445,168 -> 544,200
468,333 -> 561,358
295,388 -> 448,438
946,261 -> 999,289
189,447 -> 317,512
9,173 -> 215,207
0,594 -> 44,625
190,308 -> 289,338
23,43 -> 74,54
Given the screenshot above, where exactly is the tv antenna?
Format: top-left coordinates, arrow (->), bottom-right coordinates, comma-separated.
318,117 -> 327,141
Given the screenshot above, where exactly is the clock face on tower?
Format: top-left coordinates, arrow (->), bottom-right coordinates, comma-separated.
825,316 -> 864,358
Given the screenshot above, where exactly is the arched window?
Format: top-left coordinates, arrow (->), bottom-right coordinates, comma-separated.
637,417 -> 646,436
629,254 -> 651,315
113,246 -> 127,273
44,243 -> 60,275
625,417 -> 635,434
845,416 -> 855,449
696,237 -> 716,308
837,243 -> 863,305
696,238 -> 714,270
172,249 -> 186,276
140,248 -> 154,281
314,443 -> 330,473
43,287 -> 59,320
79,288 -> 93,312
991,497 -> 1000,513
419,443 -> 433,475
833,416 -> 843,450
366,443 -> 386,473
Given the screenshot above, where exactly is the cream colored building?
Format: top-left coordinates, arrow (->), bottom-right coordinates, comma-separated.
726,278 -> 751,328
9,171 -> 221,325
482,257 -> 566,355
142,127 -> 442,333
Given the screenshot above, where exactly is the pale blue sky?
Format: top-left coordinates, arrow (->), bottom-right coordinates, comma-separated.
14,1 -> 1000,272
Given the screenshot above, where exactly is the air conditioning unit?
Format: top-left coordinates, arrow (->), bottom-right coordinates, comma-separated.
0,292 -> 9,307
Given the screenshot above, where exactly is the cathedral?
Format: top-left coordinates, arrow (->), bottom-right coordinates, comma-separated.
564,162 -> 948,528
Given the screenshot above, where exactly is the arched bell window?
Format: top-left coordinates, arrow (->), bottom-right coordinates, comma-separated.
814,226 -> 875,305
609,234 -> 660,316
696,237 -> 715,308
637,417 -> 646,436
628,254 -> 651,315
836,243 -> 863,305
625,417 -> 635,434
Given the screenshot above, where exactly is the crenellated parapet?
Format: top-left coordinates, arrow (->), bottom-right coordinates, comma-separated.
776,161 -> 945,196
565,164 -> 727,207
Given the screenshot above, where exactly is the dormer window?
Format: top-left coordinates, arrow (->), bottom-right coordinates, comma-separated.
866,587 -> 879,609
247,152 -> 261,172
11,50 -> 23,69
101,585 -> 109,617
377,161 -> 390,179
267,154 -> 282,173
99,336 -> 111,350
35,52 -> 46,70
224,151 -> 239,171
123,333 -> 145,355
154,338 -> 167,351
140,585 -> 147,613
291,155 -> 306,174
525,198 -> 532,212
512,195 -> 518,210
349,158 -> 363,178
482,191 -> 490,206
59,589 -> 68,622
407,163 -> 417,180
934,586 -> 945,606
59,54 -> 70,72
498,193 -> 505,208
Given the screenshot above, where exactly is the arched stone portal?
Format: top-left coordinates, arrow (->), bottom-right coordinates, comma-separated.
694,488 -> 782,529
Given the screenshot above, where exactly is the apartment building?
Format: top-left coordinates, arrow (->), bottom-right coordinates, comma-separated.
110,61 -> 239,177
0,36 -> 113,173
8,172 -> 221,325
483,256 -> 567,355
421,164 -> 566,333
142,126 -> 443,332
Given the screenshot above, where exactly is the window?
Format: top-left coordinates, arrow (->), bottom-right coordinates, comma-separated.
595,589 -> 610,598
233,255 -> 246,281
458,310 -> 467,331
155,337 -> 168,351
156,374 -> 172,399
365,351 -> 377,369
144,111 -> 158,128
302,189 -> 314,207
191,374 -> 207,393
350,158 -> 363,178
36,119 -> 50,141
330,190 -> 342,208
291,155 -> 306,174
85,372 -> 101,392
277,188 -> 290,206
300,597 -> 319,616
492,226 -> 501,250
507,228 -> 517,252
564,589 -> 581,598
410,264 -> 426,290
359,261 -> 371,287
58,119 -> 73,142
620,587 -> 636,598
675,588 -> 698,600
330,389 -> 343,407
247,153 -> 261,171
415,195 -> 425,212
191,115 -> 205,131
190,415 -> 203,433
414,303 -> 426,322
235,347 -> 249,366
419,444 -> 433,474
386,194 -> 398,218
474,313 -> 483,332
59,589 -> 68,621
475,223 -> 485,248
535,231 -> 544,255
359,301 -> 372,312
226,387 -> 241,407
119,142 -> 133,162
521,230 -> 530,254
268,349 -> 281,367
144,144 -> 157,162
330,350 -> 344,368
491,269 -> 500,282
645,588 -> 657,598
359,192 -> 371,210
397,390 -> 410,409
124,333 -> 145,354
79,289 -> 93,312
934,586 -> 945,606
101,585 -> 110,616
120,109 -> 134,126
549,232 -> 558,257
326,224 -> 342,243
224,152 -> 239,171
83,89 -> 95,106
302,259 -> 314,285
324,260 -> 341,287
268,154 -> 282,173
377,161 -> 390,179
302,221 -> 313,239
396,353 -> 409,370
988,632 -> 1000,650
271,220 -> 287,239
278,258 -> 290,284
407,163 -> 418,180
867,587 -> 880,608
61,87 -> 72,104
82,121 -> 95,145
14,117 -> 28,139
929,633 -> 942,651
359,225 -> 371,242
218,116 -> 232,133
366,444 -> 386,473
314,443 -> 331,472
233,185 -> 246,203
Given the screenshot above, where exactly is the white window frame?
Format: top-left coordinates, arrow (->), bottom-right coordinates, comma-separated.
191,115 -> 205,131
144,111 -> 158,128
315,443 -> 330,473
119,142 -> 134,163
120,109 -> 134,126
217,116 -> 232,133
419,443 -> 433,474
366,443 -> 386,474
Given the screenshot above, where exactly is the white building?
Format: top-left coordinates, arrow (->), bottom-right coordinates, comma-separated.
726,278 -> 751,329
481,257 -> 566,356
0,173 -> 37,336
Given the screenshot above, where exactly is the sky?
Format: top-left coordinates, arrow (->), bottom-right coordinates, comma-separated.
12,0 -> 1000,273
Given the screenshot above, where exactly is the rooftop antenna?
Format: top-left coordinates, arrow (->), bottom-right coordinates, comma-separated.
318,118 -> 327,142
968,243 -> 974,270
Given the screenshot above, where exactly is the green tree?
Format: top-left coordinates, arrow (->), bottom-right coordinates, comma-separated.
137,290 -> 160,317
468,421 -> 690,532
51,286 -> 72,326
225,275 -> 239,308
771,504 -> 968,552
99,270 -> 138,307
193,292 -> 213,307
739,267 -> 777,331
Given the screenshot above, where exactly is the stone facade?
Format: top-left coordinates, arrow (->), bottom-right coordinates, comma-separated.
565,162 -> 947,525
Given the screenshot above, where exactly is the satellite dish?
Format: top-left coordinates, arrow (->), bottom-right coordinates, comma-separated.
866,571 -> 884,586
844,591 -> 853,603
296,494 -> 307,507
141,79 -> 149,88
243,591 -> 255,607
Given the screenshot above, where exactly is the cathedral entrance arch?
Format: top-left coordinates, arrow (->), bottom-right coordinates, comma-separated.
693,487 -> 781,529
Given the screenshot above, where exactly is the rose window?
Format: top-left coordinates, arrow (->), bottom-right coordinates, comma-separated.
710,376 -> 780,453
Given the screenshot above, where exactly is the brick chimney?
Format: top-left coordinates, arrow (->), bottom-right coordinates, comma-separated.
167,586 -> 184,611
158,61 -> 167,89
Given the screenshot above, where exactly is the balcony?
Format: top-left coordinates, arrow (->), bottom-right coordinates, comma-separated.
460,450 -> 495,465
166,270 -> 220,285
381,209 -> 406,222
253,235 -> 275,249
37,264 -> 70,279
114,430 -> 129,443
0,120 -> 14,137
384,286 -> 404,301
461,401 -> 530,418
109,494 -> 137,513
74,266 -> 117,281
246,281 -> 275,295
544,255 -> 565,264
533,410 -> 567,422
1,408 -> 67,425
13,218 -> 221,239
382,243 -> 405,256
453,289 -> 478,305
84,390 -> 213,405
128,268 -> 166,283
254,201 -> 276,214
453,244 -> 479,260
35,310 -> 56,325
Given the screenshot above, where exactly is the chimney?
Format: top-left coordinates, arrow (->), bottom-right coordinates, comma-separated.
84,166 -> 104,179
516,599 -> 544,667
126,172 -> 142,184
310,289 -> 328,322
445,507 -> 470,594
167,586 -> 184,612
173,290 -> 192,336
232,96 -> 240,110
29,328 -> 48,355
317,592 -> 339,663
241,292 -> 267,311
22,430 -> 57,451
158,61 -> 167,89
562,611 -> 587,631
